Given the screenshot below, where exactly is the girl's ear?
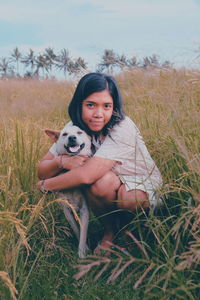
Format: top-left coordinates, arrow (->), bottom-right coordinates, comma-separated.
45,129 -> 60,142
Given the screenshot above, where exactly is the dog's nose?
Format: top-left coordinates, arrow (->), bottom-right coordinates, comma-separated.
68,135 -> 77,142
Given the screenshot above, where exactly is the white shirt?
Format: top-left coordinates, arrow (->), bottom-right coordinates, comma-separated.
93,116 -> 163,190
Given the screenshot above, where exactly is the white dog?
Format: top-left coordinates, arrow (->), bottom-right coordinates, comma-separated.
45,124 -> 92,258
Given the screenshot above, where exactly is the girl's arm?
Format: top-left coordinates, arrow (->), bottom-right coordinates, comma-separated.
38,152 -> 62,180
38,156 -> 116,192
37,152 -> 88,180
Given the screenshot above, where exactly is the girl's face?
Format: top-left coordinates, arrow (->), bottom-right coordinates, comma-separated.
82,90 -> 113,132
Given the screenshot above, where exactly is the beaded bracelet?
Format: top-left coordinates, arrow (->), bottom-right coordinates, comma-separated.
40,180 -> 49,194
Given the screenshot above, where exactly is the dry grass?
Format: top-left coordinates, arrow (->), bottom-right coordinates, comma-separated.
0,69 -> 200,299
0,271 -> 18,300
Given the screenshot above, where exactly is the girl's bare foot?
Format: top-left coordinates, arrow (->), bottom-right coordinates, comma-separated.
94,232 -> 114,255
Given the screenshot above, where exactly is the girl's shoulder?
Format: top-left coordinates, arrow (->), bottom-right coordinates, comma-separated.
120,115 -> 136,126
110,116 -> 138,136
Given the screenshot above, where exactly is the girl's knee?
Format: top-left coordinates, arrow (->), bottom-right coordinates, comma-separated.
117,185 -> 149,211
90,171 -> 121,198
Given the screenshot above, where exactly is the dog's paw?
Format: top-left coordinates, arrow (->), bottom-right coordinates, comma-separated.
78,249 -> 86,259
78,246 -> 90,259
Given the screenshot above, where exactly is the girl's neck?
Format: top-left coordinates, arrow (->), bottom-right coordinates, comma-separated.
93,132 -> 101,141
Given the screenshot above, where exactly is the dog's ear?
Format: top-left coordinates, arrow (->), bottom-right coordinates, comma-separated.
45,129 -> 60,142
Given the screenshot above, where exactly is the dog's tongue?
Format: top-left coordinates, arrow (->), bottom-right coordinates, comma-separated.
69,145 -> 80,152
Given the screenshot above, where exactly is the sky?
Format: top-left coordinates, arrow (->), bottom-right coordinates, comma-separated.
1,0 -> 200,71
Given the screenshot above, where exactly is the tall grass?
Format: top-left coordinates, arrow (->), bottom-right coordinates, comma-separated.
0,70 -> 199,299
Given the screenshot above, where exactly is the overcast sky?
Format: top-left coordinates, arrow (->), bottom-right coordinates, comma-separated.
1,0 -> 200,70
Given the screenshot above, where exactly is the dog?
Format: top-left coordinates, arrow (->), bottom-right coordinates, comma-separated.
45,124 -> 92,258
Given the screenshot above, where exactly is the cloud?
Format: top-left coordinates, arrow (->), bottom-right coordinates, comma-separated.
71,0 -> 200,18
0,0 -> 64,23
0,0 -> 200,69
0,0 -> 200,25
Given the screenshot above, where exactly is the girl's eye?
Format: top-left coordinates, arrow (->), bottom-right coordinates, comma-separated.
105,104 -> 112,109
86,103 -> 94,108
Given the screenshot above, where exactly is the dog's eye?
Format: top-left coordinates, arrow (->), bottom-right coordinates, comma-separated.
62,133 -> 68,136
77,131 -> 83,135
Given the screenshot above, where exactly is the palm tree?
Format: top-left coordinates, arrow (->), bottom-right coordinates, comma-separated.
44,47 -> 56,61
55,48 -> 72,79
142,56 -> 151,68
142,54 -> 160,69
116,54 -> 128,70
35,54 -> 50,78
70,57 -> 88,75
11,47 -> 21,76
97,49 -> 118,73
21,49 -> 36,75
127,56 -> 139,68
44,47 -> 57,76
149,54 -> 160,67
162,60 -> 173,68
0,57 -> 13,78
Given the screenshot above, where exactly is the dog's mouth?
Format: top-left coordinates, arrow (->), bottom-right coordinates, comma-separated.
64,143 -> 85,155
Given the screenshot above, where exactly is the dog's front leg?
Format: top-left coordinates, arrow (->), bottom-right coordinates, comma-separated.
78,200 -> 89,258
60,202 -> 80,240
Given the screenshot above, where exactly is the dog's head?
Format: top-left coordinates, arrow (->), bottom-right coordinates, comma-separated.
45,124 -> 92,156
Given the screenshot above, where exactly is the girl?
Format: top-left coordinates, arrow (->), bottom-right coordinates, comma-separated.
37,73 -> 163,252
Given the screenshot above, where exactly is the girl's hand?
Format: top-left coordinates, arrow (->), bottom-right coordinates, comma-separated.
57,155 -> 89,170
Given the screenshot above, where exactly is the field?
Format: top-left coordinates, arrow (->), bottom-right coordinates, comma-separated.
0,68 -> 200,300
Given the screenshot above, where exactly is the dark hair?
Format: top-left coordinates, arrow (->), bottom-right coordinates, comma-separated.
68,72 -> 125,136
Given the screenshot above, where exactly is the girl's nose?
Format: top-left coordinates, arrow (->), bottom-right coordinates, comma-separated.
94,108 -> 103,117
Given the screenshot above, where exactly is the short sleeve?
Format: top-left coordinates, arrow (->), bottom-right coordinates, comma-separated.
49,143 -> 58,155
94,116 -> 162,187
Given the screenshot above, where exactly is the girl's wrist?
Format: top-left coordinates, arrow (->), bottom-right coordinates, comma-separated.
57,155 -> 71,170
38,179 -> 50,194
